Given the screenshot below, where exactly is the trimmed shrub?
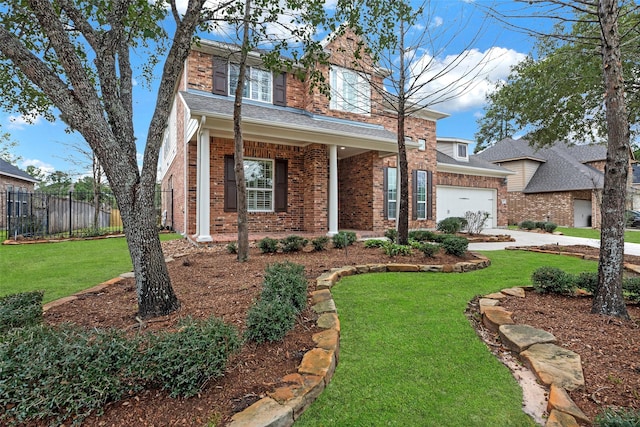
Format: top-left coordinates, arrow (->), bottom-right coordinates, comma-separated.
417,242 -> 439,258
595,407 -> 640,427
535,221 -> 547,230
332,231 -> 357,248
575,271 -> 599,293
382,242 -> 412,256
0,291 -> 43,334
244,296 -> 296,344
280,235 -> 308,253
311,236 -> 329,251
384,228 -> 398,243
520,220 -> 536,230
409,229 -> 437,242
142,316 -> 240,398
257,237 -> 279,254
430,233 -> 453,244
544,222 -> 558,233
262,262 -> 308,313
623,277 -> 640,303
437,217 -> 466,234
364,239 -> 387,248
226,241 -> 238,254
531,266 -> 575,294
0,324 -> 141,425
439,236 -> 469,257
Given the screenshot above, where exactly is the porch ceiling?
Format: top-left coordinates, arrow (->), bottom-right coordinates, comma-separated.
181,90 -> 418,159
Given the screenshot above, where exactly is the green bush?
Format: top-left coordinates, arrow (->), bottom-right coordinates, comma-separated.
364,239 -> 387,248
384,228 -> 398,243
531,266 -> 576,294
520,220 -> 536,230
262,262 -> 308,313
244,296 -> 296,343
575,271 -> 599,293
257,237 -> 279,253
623,277 -> 640,303
382,242 -> 412,256
332,231 -> 357,248
437,217 -> 466,234
535,221 -> 547,230
417,242 -> 439,258
280,235 -> 308,253
226,241 -> 238,254
0,291 -> 44,334
0,324 -> 141,425
544,222 -> 558,233
311,236 -> 329,251
439,236 -> 469,257
141,316 -> 240,398
430,233 -> 453,244
409,230 -> 437,242
595,407 -> 640,427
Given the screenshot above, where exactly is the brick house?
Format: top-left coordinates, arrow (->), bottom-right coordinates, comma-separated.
477,138 -> 608,227
158,33 -> 509,241
0,158 -> 39,229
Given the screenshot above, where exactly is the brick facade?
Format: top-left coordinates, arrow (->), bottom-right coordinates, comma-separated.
0,175 -> 36,229
507,190 -> 599,227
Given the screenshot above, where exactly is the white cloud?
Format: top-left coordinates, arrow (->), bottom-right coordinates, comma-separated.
409,46 -> 527,113
20,158 -> 56,176
6,111 -> 44,130
431,16 -> 443,28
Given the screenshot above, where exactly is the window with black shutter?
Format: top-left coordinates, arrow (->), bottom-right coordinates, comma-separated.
212,57 -> 228,96
273,72 -> 287,106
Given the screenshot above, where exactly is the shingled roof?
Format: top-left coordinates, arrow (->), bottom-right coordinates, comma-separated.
0,158 -> 38,183
436,151 -> 513,175
477,138 -> 606,193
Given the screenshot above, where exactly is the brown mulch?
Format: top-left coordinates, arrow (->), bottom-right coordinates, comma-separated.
40,240 -> 640,425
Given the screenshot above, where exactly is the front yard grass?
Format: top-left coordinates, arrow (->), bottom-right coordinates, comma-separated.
557,226 -> 640,243
0,233 -> 181,303
297,250 -> 597,426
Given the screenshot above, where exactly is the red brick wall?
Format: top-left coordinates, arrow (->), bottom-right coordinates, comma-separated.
437,172 -> 508,227
338,151 -> 374,230
303,144 -> 328,231
507,190 -> 596,227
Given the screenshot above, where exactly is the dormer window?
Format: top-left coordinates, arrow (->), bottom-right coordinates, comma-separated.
456,143 -> 468,161
229,64 -> 272,103
329,65 -> 370,114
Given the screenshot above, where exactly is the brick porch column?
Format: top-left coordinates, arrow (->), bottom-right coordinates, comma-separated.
328,144 -> 338,236
195,128 -> 212,242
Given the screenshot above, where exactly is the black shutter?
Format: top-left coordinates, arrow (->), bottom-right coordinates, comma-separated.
273,72 -> 287,106
383,167 -> 388,219
412,170 -> 418,220
427,171 -> 433,220
224,155 -> 237,212
212,57 -> 228,96
274,159 -> 288,212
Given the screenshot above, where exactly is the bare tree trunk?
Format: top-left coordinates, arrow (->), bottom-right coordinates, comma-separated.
593,0 -> 629,319
233,0 -> 252,262
396,19 -> 409,246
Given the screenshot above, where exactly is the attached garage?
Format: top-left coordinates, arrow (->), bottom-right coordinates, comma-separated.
573,199 -> 592,227
436,186 -> 497,228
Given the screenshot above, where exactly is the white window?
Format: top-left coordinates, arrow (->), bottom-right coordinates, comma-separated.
456,143 -> 468,160
416,171 -> 427,220
245,158 -> 274,211
418,139 -> 426,151
387,167 -> 397,220
229,64 -> 272,103
330,66 -> 370,114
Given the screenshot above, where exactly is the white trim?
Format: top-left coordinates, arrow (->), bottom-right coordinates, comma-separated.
195,127 -> 212,242
328,145 -> 338,236
244,157 -> 275,212
437,163 -> 514,178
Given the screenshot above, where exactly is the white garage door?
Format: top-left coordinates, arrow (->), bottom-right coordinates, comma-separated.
436,186 -> 497,228
573,199 -> 592,227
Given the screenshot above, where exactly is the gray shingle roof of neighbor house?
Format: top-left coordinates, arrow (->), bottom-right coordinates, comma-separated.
477,138 -> 606,193
0,158 -> 38,183
436,151 -> 513,174
180,90 -> 399,143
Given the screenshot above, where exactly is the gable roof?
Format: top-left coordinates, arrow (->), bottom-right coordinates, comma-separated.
477,138 -> 606,193
0,158 -> 38,183
436,151 -> 513,177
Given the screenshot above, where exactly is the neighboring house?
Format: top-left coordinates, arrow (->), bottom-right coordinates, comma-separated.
0,158 -> 39,229
436,137 -> 513,228
158,31 -> 509,241
477,138 -> 609,227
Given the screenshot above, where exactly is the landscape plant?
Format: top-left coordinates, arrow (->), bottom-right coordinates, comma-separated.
332,231 -> 357,249
408,229 -> 437,242
595,407 -> 640,427
544,222 -> 558,233
384,228 -> 398,243
531,266 -> 576,294
0,291 -> 43,334
257,237 -> 279,254
437,216 -> 467,234
280,235 -> 308,253
226,241 -> 238,254
464,210 -> 490,235
520,220 -> 536,230
382,242 -> 412,257
311,236 -> 329,251
440,235 -> 469,257
363,239 -> 387,248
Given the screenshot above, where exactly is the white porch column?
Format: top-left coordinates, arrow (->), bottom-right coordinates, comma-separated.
195,129 -> 212,242
328,144 -> 339,236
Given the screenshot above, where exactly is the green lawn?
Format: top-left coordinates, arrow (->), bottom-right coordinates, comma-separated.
557,226 -> 640,243
0,233 -> 181,303
297,250 -> 597,427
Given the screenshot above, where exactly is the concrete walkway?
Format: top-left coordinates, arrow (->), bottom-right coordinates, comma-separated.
469,228 -> 640,256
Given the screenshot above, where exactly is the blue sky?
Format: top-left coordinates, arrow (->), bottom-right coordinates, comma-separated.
1,0 -> 538,180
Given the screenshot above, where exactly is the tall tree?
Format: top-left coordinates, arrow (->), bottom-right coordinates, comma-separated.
0,130 -> 20,165
480,0 -> 638,319
0,0 -> 213,318
343,0 -> 494,244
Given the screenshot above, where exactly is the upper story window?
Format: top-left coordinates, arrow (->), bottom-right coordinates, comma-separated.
418,139 -> 426,151
229,64 -> 272,104
329,66 -> 370,114
456,143 -> 468,161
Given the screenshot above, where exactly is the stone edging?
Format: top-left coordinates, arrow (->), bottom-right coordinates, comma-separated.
227,253 -> 491,426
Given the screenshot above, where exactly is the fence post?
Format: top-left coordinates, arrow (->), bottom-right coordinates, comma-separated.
69,191 -> 73,237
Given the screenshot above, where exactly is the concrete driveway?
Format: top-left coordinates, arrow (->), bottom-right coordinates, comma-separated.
469,228 -> 640,256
